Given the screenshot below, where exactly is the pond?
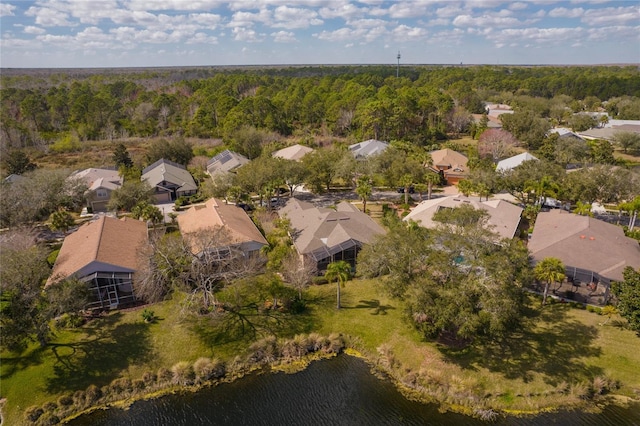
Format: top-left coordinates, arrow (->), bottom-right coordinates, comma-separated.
68,355 -> 640,426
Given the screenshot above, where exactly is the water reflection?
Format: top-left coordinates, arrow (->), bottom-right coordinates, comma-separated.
69,355 -> 640,426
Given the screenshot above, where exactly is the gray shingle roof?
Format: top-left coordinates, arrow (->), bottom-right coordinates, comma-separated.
348,139 -> 389,158
206,150 -> 250,175
279,198 -> 386,260
142,159 -> 197,192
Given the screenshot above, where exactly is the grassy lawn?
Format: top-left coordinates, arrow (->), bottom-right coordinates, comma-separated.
2,279 -> 640,423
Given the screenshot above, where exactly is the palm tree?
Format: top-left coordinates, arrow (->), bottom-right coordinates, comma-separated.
324,260 -> 351,309
355,176 -> 372,213
534,257 -> 566,305
573,201 -> 593,217
619,196 -> 640,231
424,171 -> 441,200
599,305 -> 618,326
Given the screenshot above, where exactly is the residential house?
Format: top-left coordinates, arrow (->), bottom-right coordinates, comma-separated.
142,159 -> 197,202
47,216 -> 148,310
272,144 -> 314,162
472,114 -> 502,129
206,150 -> 250,176
429,148 -> 469,185
69,168 -> 123,212
279,198 -> 386,272
348,139 -> 389,159
403,195 -> 523,240
496,152 -> 538,173
177,198 -> 267,257
529,210 -> 640,287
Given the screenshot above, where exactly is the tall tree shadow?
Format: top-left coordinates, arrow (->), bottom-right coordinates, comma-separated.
353,299 -> 395,315
439,304 -> 604,385
45,313 -> 154,393
189,307 -> 318,349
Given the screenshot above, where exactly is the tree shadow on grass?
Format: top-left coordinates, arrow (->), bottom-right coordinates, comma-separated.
439,304 -> 604,386
352,299 -> 395,315
1,345 -> 46,380
188,307 -> 319,349
45,313 -> 154,393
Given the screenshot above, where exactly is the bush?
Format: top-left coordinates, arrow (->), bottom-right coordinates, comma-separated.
42,401 -> 58,412
171,361 -> 196,385
142,371 -> 157,385
85,384 -> 102,403
24,406 -> 44,422
57,394 -> 73,407
132,379 -> 146,392
109,378 -> 132,395
141,309 -> 156,323
36,412 -> 60,426
157,367 -> 173,383
55,313 -> 85,329
50,134 -> 81,153
193,357 -> 226,382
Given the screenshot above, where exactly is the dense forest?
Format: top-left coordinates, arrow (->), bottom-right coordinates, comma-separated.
2,65 -> 640,154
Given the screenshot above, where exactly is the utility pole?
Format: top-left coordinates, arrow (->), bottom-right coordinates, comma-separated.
396,51 -> 401,78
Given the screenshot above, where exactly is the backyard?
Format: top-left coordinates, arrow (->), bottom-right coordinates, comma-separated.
2,278 -> 640,424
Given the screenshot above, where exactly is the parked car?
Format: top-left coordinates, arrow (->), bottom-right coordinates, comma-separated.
397,186 -> 415,194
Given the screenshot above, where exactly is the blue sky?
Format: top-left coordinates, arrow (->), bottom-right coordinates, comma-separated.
1,1 -> 638,68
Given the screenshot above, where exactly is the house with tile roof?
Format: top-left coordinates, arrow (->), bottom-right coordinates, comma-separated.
206,150 -> 250,176
142,159 -> 197,202
429,148 -> 469,185
69,168 -> 123,212
496,152 -> 538,173
47,216 -> 149,310
177,198 -> 267,258
272,144 -> 314,162
529,209 -> 640,286
403,195 -> 523,240
278,198 -> 386,272
348,139 -> 390,159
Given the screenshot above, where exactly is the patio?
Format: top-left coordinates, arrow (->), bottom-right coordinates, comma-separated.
531,267 -> 611,306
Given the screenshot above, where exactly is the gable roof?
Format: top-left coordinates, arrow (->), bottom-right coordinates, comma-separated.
404,195 -> 523,239
430,149 -> 468,169
206,150 -> 250,175
279,198 -> 386,260
47,216 -> 148,286
496,152 -> 538,172
529,210 -> 640,282
142,159 -> 197,192
177,198 -> 267,254
70,168 -> 122,191
272,144 -> 314,162
348,139 -> 389,158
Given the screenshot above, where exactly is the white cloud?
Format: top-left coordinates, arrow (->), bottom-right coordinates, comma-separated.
25,6 -> 73,27
228,9 -> 272,27
487,27 -> 584,47
272,6 -> 323,29
127,0 -> 227,11
346,18 -> 388,29
0,3 -> 16,17
232,26 -> 264,42
508,2 -> 528,11
24,26 -> 46,35
271,30 -> 296,43
586,25 -> 640,42
314,27 -> 366,42
319,3 -> 368,20
391,24 -> 428,41
582,6 -> 639,26
453,14 -> 525,28
186,32 -> 218,44
548,7 -> 584,18
426,18 -> 450,27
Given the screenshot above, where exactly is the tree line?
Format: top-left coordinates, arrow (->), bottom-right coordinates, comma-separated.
2,65 -> 639,151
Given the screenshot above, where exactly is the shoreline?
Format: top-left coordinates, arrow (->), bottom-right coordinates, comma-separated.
50,348 -> 638,425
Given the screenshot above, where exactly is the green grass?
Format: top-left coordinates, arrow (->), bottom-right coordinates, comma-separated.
2,280 -> 640,424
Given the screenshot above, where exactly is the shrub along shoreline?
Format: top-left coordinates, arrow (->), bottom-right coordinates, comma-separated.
21,331 -> 633,426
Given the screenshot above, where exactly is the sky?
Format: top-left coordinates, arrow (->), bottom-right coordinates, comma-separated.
0,0 -> 638,68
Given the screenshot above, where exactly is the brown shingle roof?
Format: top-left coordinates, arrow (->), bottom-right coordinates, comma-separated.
529,210 -> 640,282
47,216 -> 148,286
177,198 -> 267,254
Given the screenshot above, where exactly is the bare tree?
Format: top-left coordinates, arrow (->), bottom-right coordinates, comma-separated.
281,252 -> 317,299
478,129 -> 520,163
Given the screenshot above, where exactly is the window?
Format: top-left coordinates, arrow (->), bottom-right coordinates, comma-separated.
96,189 -> 108,198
